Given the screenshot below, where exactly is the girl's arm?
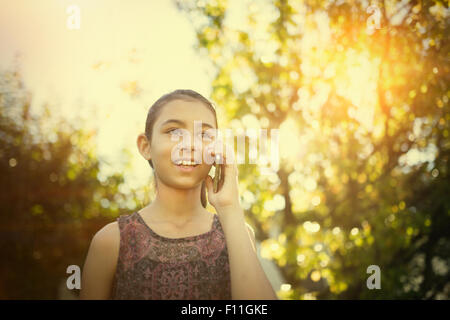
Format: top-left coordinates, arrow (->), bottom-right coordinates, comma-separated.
79,222 -> 120,300
206,145 -> 278,299
218,205 -> 279,300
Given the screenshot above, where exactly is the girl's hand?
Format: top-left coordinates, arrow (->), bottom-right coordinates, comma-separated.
204,142 -> 241,214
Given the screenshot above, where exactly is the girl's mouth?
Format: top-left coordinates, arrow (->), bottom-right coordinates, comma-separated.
176,164 -> 198,172
174,160 -> 199,172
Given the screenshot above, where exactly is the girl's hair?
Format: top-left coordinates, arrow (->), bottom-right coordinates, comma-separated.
144,89 -> 218,208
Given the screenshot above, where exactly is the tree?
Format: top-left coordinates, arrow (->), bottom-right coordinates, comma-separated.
0,65 -> 139,298
175,0 -> 449,299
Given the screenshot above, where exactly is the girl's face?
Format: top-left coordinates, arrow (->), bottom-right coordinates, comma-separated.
145,99 -> 217,189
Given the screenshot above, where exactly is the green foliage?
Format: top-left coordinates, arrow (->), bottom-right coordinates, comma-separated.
175,0 -> 450,299
0,68 -> 138,298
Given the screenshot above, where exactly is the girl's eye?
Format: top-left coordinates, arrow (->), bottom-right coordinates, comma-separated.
168,128 -> 181,134
167,129 -> 214,140
202,132 -> 213,139
168,128 -> 183,137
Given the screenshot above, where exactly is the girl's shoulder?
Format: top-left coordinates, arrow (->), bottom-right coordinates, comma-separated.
98,211 -> 142,243
91,220 -> 120,254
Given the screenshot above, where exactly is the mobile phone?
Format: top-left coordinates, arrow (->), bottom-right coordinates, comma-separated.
213,156 -> 222,193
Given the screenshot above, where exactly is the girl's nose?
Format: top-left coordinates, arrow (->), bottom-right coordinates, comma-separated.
179,146 -> 203,162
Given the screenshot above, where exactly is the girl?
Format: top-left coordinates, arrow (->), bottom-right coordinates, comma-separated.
80,89 -> 278,300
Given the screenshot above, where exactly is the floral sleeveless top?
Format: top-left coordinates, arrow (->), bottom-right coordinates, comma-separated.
111,211 -> 232,300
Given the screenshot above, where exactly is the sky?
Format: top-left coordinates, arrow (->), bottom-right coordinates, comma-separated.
1,0 -> 418,192
0,0 -> 335,192
0,0 -> 220,189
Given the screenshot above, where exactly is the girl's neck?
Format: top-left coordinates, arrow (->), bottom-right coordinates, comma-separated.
144,186 -> 206,223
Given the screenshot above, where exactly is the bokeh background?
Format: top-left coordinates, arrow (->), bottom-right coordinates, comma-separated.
0,0 -> 449,299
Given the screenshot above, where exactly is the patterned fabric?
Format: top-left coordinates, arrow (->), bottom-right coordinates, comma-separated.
111,211 -> 232,300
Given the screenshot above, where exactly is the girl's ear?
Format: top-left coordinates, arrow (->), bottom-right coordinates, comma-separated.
137,133 -> 151,160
